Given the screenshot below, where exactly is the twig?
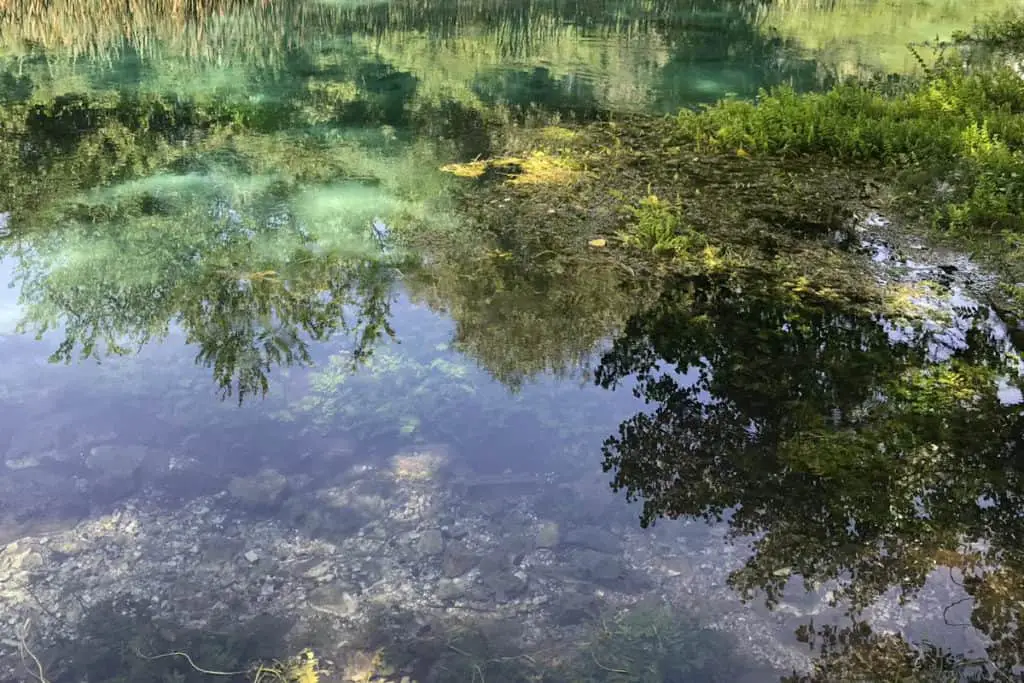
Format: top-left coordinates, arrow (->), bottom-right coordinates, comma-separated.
250,663 -> 288,683
16,620 -> 50,683
23,583 -> 59,621
942,596 -> 973,627
589,649 -> 631,676
135,647 -> 247,676
446,643 -> 477,659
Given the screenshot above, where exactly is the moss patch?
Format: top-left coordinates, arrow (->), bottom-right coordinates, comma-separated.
440,150 -> 579,186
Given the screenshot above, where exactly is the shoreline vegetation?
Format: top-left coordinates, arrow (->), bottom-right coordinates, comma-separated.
439,11 -> 1024,323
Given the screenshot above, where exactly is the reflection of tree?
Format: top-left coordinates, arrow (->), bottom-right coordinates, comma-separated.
0,0 -> 826,117
402,171 -> 656,386
180,254 -> 396,403
3,167 -> 404,402
595,272 -> 1024,675
784,619 -> 993,683
654,3 -> 826,106
406,245 -> 641,387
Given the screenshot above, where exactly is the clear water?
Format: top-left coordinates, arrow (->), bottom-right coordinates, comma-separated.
0,1 -> 1022,681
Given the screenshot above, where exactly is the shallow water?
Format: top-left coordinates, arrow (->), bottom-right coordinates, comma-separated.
1,1 -> 1023,681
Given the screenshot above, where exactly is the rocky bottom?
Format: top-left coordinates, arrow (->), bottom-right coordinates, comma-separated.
0,443 -> 977,683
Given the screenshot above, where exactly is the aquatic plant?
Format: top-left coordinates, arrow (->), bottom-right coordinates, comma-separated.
440,150 -> 579,186
672,13 -> 1024,315
30,597 -> 322,683
671,18 -> 1024,237
566,604 -> 744,682
616,193 -> 704,257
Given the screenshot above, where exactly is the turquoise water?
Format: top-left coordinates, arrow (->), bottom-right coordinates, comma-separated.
1,1 -> 1023,681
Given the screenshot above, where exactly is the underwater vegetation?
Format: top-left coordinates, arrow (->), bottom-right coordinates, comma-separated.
275,341 -> 482,441
337,602 -> 756,682
21,598 -> 328,683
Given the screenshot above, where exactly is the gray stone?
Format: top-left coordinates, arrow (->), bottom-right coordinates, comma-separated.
441,544 -> 476,578
564,526 -> 622,554
417,529 -> 444,555
552,593 -> 602,625
21,551 -> 44,571
577,549 -> 625,584
86,445 -> 151,478
308,584 -> 359,617
482,572 -> 528,602
243,550 -> 260,564
477,549 -> 512,576
436,579 -> 469,602
4,456 -> 40,470
228,469 -> 289,508
535,521 -> 560,549
301,560 -> 333,581
202,539 -> 243,564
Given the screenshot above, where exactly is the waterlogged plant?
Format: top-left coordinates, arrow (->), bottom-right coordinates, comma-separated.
617,194 -> 703,256
567,604 -> 742,682
674,27 -> 1024,238
670,14 -> 1024,314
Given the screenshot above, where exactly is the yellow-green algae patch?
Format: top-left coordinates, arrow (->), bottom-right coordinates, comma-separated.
440,150 -> 579,186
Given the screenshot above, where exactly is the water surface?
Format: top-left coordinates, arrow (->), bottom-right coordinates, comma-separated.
1,1 -> 1023,681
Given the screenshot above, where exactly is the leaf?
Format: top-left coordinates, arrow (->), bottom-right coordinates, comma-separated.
588,238 -> 607,248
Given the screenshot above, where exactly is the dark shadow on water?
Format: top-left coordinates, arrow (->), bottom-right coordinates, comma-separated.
20,593 -> 776,683
353,601 -> 776,683
32,598 -> 299,683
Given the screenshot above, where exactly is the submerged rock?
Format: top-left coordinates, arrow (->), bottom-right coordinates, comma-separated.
577,549 -> 626,584
482,571 -> 528,603
85,445 -> 151,478
417,529 -> 445,556
308,583 -> 360,618
228,469 -> 289,508
300,560 -> 334,581
436,579 -> 470,602
4,456 -> 41,471
535,521 -> 560,549
441,543 -> 476,578
551,593 -> 603,626
564,525 -> 621,554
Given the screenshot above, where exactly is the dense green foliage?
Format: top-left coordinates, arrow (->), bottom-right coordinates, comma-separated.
675,26 -> 1024,310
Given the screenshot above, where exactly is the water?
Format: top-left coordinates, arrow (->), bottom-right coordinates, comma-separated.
1,1 -> 1023,681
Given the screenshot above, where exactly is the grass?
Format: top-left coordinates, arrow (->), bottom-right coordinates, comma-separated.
676,56 -> 1024,232
616,194 -> 692,255
673,16 -> 1024,310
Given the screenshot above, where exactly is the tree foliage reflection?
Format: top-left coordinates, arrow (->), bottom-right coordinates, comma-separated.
596,272 -> 1024,675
